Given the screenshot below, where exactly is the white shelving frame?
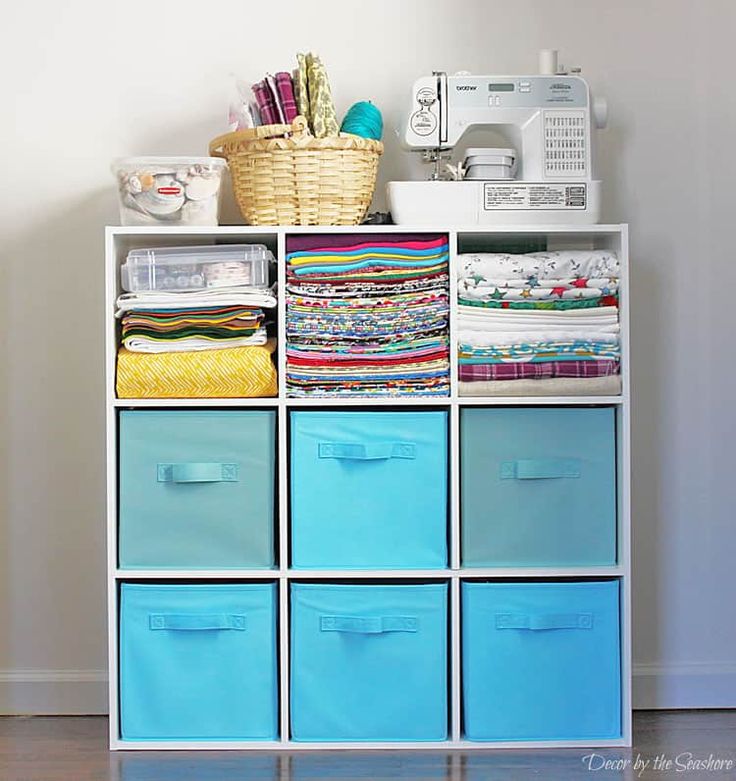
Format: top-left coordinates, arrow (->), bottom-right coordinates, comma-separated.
105,224 -> 631,751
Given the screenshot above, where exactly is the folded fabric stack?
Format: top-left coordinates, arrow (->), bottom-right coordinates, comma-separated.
457,250 -> 622,397
286,234 -> 450,397
115,288 -> 278,398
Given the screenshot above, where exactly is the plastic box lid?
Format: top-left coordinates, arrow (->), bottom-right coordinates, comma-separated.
121,244 -> 274,293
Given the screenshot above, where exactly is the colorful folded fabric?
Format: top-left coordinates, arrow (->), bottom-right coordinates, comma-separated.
120,305 -> 267,353
286,235 -> 450,397
459,295 -> 618,310
116,342 -> 277,398
459,281 -> 619,303
459,340 -> 620,363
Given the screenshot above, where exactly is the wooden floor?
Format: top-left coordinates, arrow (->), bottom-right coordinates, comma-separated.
1,711 -> 735,780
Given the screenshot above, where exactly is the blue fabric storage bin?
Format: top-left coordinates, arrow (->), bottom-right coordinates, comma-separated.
119,410 -> 275,569
461,407 -> 616,567
290,583 -> 448,741
462,580 -> 621,741
120,583 -> 278,741
290,412 -> 448,569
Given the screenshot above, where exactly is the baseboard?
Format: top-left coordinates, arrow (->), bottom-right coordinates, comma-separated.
633,662 -> 736,709
1,665 -> 734,715
0,669 -> 108,715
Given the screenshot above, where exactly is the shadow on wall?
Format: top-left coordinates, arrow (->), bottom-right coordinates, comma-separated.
0,187 -> 116,680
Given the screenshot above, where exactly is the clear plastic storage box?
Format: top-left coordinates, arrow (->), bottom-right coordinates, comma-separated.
121,245 -> 274,292
112,157 -> 227,226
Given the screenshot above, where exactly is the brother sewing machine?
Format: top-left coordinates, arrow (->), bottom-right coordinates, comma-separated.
387,50 -> 608,225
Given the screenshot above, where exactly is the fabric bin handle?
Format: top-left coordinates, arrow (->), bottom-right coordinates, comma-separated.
157,462 -> 239,483
500,458 -> 580,480
318,442 -> 416,460
320,615 -> 418,633
149,613 -> 247,631
495,612 -> 593,631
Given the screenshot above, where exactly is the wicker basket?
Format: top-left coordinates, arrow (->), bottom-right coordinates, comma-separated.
209,116 -> 383,226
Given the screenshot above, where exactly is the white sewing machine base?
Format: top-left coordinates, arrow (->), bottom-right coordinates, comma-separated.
387,180 -> 601,226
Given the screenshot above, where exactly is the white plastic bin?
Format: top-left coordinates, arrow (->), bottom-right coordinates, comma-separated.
112,157 -> 227,226
121,245 -> 273,293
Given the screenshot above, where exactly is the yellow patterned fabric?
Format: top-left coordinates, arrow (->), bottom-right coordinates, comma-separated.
116,340 -> 278,399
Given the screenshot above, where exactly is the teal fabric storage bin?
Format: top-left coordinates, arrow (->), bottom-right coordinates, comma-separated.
120,583 -> 278,741
290,583 -> 448,741
119,410 -> 275,569
290,412 -> 448,569
462,580 -> 621,741
461,407 -> 616,567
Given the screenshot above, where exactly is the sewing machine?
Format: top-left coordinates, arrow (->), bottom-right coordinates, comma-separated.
387,51 -> 607,225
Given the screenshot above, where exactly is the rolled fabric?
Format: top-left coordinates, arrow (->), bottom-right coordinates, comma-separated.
305,53 -> 339,137
295,55 -> 310,126
251,80 -> 278,125
116,341 -> 278,398
275,72 -> 298,122
265,74 -> 285,124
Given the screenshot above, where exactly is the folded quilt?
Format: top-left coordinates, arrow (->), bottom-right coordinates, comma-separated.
457,250 -> 619,282
116,341 -> 277,398
458,375 -> 622,397
459,360 -> 620,382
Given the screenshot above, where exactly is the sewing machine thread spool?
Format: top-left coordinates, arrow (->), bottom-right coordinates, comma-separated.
539,49 -> 559,75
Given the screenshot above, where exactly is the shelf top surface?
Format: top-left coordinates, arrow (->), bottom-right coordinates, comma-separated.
107,223 -> 628,237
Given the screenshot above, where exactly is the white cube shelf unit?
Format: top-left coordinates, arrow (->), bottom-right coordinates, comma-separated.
105,224 -> 631,751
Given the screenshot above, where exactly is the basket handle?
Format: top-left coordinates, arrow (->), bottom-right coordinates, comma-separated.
209,115 -> 310,156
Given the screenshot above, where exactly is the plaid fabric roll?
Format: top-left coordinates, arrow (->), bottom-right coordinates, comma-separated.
275,72 -> 298,122
251,80 -> 279,125
265,74 -> 285,123
459,360 -> 620,382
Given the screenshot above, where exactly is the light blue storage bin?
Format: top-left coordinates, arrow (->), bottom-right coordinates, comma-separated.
290,583 -> 448,741
461,407 -> 616,567
290,412 -> 448,569
462,580 -> 621,741
120,583 -> 278,741
119,411 -> 275,569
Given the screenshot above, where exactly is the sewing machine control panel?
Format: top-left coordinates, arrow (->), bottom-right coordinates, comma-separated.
447,76 -> 589,109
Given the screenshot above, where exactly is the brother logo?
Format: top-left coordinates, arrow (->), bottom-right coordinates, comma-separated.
456,85 -> 477,91
551,82 -> 572,90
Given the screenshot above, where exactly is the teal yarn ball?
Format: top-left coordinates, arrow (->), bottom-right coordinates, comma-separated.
340,101 -> 383,141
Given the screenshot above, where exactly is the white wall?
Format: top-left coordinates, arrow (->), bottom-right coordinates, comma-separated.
1,0 -> 734,713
